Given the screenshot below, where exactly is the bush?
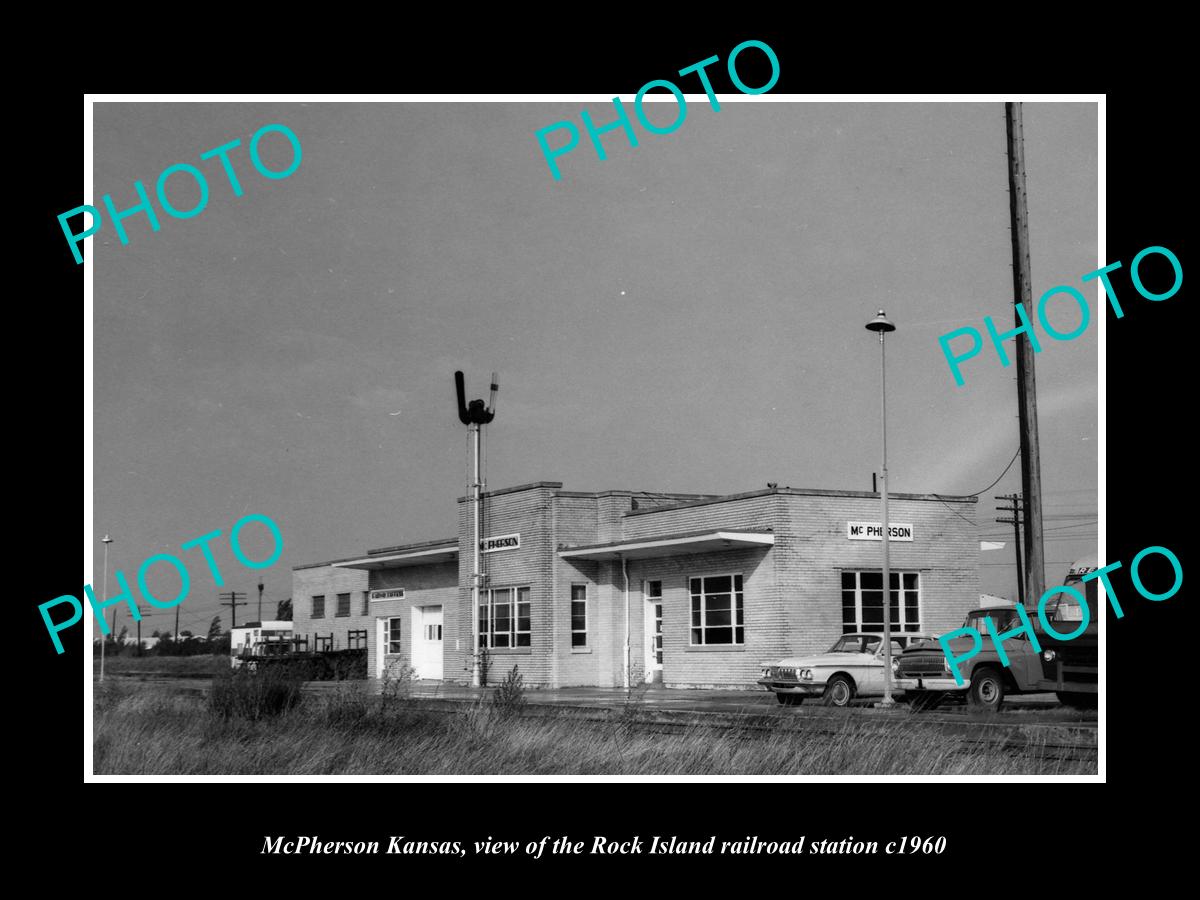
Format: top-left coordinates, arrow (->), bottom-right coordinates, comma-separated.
380,662 -> 417,710
490,665 -> 526,718
208,664 -> 304,721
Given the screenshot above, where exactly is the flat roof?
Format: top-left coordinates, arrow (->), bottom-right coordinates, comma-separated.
293,538 -> 458,571
333,542 -> 459,570
296,482 -> 976,571
365,536 -> 457,556
559,528 -> 775,561
624,486 -> 978,517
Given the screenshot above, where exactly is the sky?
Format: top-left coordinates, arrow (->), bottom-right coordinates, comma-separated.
91,100 -> 1098,637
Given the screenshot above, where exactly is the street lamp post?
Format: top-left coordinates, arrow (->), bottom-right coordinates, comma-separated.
866,311 -> 897,707
99,534 -> 113,682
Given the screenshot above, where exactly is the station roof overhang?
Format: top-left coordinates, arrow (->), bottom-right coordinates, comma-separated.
558,529 -> 775,561
332,544 -> 459,570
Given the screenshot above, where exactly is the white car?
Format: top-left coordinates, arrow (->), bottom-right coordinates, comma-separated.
758,632 -> 929,707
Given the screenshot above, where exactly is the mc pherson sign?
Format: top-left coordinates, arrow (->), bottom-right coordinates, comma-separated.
847,522 -> 914,542
480,533 -> 521,553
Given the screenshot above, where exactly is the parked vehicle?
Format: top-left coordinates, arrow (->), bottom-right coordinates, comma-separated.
896,556 -> 1099,712
758,632 -> 929,707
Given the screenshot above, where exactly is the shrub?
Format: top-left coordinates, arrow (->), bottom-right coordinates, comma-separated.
380,662 -> 417,710
615,682 -> 651,736
208,664 -> 304,721
490,664 -> 526,718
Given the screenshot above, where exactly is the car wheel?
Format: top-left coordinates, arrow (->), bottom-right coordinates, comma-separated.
967,667 -> 1005,711
909,691 -> 943,712
1056,691 -> 1097,710
822,675 -> 855,707
775,693 -> 804,706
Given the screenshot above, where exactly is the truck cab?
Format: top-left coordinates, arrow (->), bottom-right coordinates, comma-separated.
897,555 -> 1099,711
1031,556 -> 1099,708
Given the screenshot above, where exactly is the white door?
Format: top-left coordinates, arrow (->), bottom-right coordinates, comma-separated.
412,605 -> 444,680
375,618 -> 387,679
643,583 -> 664,683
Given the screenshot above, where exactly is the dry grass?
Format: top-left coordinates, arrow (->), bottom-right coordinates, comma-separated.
95,655 -> 229,677
93,684 -> 1097,776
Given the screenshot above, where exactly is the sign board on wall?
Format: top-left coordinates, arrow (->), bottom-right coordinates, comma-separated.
481,532 -> 521,553
847,522 -> 914,541
369,589 -> 405,601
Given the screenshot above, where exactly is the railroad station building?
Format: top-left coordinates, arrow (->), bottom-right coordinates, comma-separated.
291,481 -> 980,689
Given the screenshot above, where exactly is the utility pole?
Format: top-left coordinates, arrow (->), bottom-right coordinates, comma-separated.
1005,101 -> 1046,608
257,579 -> 264,623
995,493 -> 1025,606
174,605 -> 180,643
99,534 -> 113,682
220,591 -> 248,629
136,616 -> 142,657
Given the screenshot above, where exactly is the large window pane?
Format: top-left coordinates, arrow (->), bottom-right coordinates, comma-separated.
842,571 -> 921,633
706,575 -> 732,594
689,574 -> 745,645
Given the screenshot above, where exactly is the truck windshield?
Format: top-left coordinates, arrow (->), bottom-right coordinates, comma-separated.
964,610 -> 1018,632
1045,577 -> 1097,622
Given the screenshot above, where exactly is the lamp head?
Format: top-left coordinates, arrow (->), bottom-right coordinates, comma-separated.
865,310 -> 896,333
101,534 -> 113,544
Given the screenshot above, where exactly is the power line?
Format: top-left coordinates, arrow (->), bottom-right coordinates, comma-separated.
963,447 -> 1021,498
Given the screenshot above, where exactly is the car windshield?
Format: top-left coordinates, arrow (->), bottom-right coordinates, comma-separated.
828,635 -> 881,654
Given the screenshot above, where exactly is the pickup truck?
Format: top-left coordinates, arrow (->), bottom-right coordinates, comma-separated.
896,556 -> 1099,711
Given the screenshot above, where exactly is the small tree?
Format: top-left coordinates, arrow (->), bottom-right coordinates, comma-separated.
276,598 -> 293,621
207,615 -> 222,643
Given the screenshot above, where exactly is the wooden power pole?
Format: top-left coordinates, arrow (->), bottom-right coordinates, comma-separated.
1004,102 -> 1046,608
995,493 -> 1025,606
220,591 -> 248,629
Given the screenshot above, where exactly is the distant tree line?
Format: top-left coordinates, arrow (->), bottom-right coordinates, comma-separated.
93,615 -> 231,657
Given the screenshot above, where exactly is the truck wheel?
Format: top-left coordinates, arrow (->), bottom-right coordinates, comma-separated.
776,693 -> 804,706
967,668 -> 1005,711
909,691 -> 943,712
822,675 -> 855,707
1056,691 -> 1097,710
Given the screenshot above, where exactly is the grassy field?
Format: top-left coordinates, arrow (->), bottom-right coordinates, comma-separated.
94,655 -> 230,677
93,680 -> 1097,776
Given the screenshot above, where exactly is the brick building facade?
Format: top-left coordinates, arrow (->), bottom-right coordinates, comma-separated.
291,481 -> 979,689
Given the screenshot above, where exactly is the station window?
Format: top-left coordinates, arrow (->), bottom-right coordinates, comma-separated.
689,574 -> 744,646
362,592 -> 370,615
570,584 -> 588,647
347,629 -> 368,650
336,592 -> 351,617
480,586 -> 531,649
841,571 -> 921,633
312,595 -> 325,619
386,618 -> 403,654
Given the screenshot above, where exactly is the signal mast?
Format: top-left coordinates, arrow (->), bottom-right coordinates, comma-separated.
455,370 -> 498,688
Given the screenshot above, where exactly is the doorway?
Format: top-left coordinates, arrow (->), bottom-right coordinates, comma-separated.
643,580 -> 663,683
411,605 -> 444,680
